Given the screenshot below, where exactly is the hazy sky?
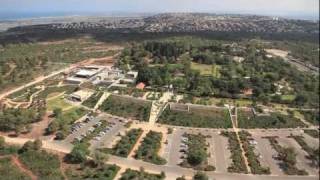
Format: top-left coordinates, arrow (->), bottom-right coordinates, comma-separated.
0,0 -> 319,19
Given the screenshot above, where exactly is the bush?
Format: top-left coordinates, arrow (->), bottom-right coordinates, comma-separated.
120,168 -> 165,180
193,171 -> 209,180
66,143 -> 90,164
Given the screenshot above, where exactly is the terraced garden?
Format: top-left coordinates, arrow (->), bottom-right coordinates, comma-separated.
159,105 -> 232,128
237,109 -> 307,128
99,95 -> 152,121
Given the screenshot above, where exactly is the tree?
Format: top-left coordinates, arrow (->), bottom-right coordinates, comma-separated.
33,139 -> 42,151
66,143 -> 89,164
193,171 -> 209,180
93,151 -> 109,168
0,136 -> 5,149
52,108 -> 62,117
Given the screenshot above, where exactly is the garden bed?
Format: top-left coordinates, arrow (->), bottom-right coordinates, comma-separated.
159,105 -> 231,128
134,131 -> 166,165
221,131 -> 248,174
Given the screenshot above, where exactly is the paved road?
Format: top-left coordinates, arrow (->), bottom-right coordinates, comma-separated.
109,155 -> 318,180
2,129 -> 319,180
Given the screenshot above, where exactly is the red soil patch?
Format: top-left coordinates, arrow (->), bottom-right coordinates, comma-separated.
19,112 -> 54,139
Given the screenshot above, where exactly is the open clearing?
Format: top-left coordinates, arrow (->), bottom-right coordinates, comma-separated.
46,94 -> 74,111
191,62 -> 221,77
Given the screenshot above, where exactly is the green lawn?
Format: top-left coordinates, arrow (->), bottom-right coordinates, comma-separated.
46,95 -> 74,111
191,62 -> 221,77
281,95 -> 296,101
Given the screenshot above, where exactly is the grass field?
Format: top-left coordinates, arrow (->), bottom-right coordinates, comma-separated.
191,62 -> 221,77
46,94 -> 74,111
281,95 -> 296,101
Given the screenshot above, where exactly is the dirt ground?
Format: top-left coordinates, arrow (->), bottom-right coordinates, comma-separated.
265,49 -> 289,58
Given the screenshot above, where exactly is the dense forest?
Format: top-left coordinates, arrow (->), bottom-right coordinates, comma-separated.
117,37 -> 319,108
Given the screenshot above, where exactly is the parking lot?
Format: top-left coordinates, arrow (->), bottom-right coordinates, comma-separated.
250,130 -> 319,176
277,137 -> 318,175
162,127 -> 232,172
64,113 -> 127,147
64,114 -> 101,143
89,114 -> 127,150
253,135 -> 284,175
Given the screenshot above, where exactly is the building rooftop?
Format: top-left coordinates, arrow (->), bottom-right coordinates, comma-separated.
76,69 -> 98,77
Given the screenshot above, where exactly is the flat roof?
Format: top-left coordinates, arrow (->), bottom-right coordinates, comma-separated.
76,69 -> 98,77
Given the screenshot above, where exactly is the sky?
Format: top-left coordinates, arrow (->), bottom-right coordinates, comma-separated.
0,0 -> 319,20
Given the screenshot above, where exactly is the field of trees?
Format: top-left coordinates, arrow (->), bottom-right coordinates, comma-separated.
159,105 -> 232,128
0,107 -> 45,135
0,38 -> 114,91
99,95 -> 152,121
